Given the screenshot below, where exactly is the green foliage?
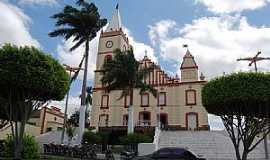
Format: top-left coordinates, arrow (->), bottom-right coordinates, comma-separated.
82,131 -> 102,144
0,44 -> 69,102
101,49 -> 157,99
82,131 -> 110,145
4,135 -> 39,159
0,44 -> 69,121
202,72 -> 270,117
68,110 -> 89,127
119,133 -> 152,145
49,2 -> 107,51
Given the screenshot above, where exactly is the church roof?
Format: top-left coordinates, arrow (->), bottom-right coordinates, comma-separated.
180,49 -> 198,69
105,4 -> 122,32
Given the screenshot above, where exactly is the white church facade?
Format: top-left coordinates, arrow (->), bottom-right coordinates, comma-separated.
90,6 -> 209,133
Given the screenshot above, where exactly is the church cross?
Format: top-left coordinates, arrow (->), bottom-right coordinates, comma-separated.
237,51 -> 270,72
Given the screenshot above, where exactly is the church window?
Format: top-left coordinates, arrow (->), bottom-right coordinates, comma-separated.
105,55 -> 112,62
124,95 -> 130,108
141,93 -> 149,107
101,95 -> 109,108
185,90 -> 196,105
123,114 -> 128,126
158,92 -> 166,106
99,114 -> 109,127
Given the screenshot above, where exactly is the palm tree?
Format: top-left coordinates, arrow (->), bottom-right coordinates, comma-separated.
49,0 -> 107,143
101,49 -> 157,133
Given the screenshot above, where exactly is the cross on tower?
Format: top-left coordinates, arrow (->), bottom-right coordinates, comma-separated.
237,51 -> 270,72
183,44 -> 188,49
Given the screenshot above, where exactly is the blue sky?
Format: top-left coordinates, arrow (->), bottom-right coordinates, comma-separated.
2,0 -> 270,129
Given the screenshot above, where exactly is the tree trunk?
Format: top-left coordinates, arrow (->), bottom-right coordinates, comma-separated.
14,121 -> 20,159
242,150 -> 248,160
128,87 -> 134,134
78,39 -> 90,144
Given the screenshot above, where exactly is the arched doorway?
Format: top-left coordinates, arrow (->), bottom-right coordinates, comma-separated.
157,113 -> 168,130
139,111 -> 151,126
186,112 -> 198,130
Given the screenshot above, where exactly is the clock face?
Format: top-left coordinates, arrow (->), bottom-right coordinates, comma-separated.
106,41 -> 113,48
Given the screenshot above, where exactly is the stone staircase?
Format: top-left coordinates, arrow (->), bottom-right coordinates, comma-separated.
158,130 -> 270,160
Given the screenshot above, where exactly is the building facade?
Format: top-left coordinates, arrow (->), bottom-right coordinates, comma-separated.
0,105 -> 64,140
28,105 -> 64,134
90,6 -> 209,132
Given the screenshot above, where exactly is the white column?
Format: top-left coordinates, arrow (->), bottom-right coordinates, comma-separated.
77,105 -> 86,144
128,106 -> 134,134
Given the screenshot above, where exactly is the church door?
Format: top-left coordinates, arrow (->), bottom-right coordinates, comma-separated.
187,113 -> 197,130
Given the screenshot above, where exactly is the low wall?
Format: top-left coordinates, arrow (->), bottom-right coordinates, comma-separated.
138,143 -> 155,156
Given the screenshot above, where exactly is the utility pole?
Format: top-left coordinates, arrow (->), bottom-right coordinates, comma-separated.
61,64 -> 81,144
237,51 -> 270,72
237,51 -> 270,159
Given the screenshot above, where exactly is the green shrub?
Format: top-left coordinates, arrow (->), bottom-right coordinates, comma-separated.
82,131 -> 102,144
4,135 -> 39,159
119,133 -> 152,145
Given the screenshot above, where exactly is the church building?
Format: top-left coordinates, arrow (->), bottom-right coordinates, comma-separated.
90,6 -> 209,133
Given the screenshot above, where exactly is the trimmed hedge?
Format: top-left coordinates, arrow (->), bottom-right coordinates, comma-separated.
202,72 -> 270,117
119,133 -> 152,145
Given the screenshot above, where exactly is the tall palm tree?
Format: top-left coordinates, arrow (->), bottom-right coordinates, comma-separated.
101,49 -> 157,133
49,0 -> 107,143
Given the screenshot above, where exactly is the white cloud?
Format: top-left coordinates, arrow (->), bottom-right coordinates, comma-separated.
195,0 -> 270,14
149,20 -> 176,46
18,0 -> 58,6
0,1 -> 40,47
149,16 -> 270,79
56,31 -> 100,81
56,26 -> 157,81
124,27 -> 157,62
50,96 -> 83,116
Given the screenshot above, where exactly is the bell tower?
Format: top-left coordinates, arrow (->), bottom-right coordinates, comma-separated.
94,4 -> 130,88
180,46 -> 199,81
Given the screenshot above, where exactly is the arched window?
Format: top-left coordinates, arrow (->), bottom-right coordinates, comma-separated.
141,93 -> 149,107
101,95 -> 109,109
158,92 -> 166,106
124,95 -> 130,108
99,114 -> 109,127
185,89 -> 196,105
138,111 -> 151,126
123,114 -> 128,126
104,54 -> 112,62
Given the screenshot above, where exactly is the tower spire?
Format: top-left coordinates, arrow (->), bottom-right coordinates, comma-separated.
105,3 -> 122,32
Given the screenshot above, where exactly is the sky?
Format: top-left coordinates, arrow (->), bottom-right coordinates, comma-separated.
1,0 -> 270,130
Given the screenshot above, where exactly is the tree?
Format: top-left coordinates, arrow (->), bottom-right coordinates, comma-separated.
49,0 -> 107,143
68,110 -> 90,127
0,44 -> 69,159
202,72 -> 270,160
101,49 -> 157,133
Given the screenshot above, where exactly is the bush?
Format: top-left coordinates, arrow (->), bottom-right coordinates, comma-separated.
4,135 -> 39,159
82,131 -> 110,145
82,131 -> 102,144
119,133 -> 152,145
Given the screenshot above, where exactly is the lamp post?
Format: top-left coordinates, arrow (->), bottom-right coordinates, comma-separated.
60,64 -> 82,144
